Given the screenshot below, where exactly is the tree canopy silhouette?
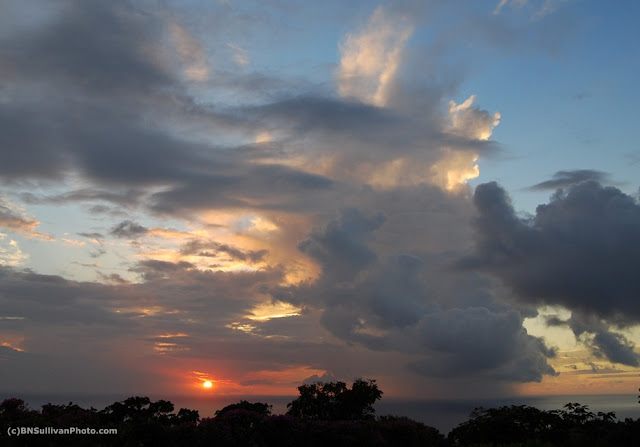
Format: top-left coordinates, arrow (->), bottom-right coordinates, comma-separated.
286,378 -> 382,420
215,400 -> 272,417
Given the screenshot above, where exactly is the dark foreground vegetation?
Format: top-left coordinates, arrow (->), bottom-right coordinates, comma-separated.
2,379 -> 640,446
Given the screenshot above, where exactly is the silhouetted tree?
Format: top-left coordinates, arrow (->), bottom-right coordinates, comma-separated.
286,378 -> 382,420
215,400 -> 272,417
173,407 -> 199,425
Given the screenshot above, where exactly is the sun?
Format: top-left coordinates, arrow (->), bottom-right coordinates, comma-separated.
203,380 -> 213,388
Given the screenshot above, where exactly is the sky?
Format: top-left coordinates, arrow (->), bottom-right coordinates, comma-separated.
1,0 -> 640,403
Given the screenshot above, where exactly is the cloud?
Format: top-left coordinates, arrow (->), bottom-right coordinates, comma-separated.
110,220 -> 149,239
468,181 -> 640,320
0,235 -> 29,267
447,95 -> 501,142
250,94 -> 497,192
20,189 -> 144,208
411,307 -> 556,382
4,0 -> 171,92
0,198 -> 40,234
180,240 -> 267,264
78,232 -> 104,241
0,260 -> 414,395
228,43 -> 249,67
0,263 -> 300,393
147,162 -> 335,215
550,313 -> 639,367
336,6 -> 413,107
493,0 -> 528,15
298,208 -> 385,282
533,0 -> 569,20
0,344 -> 26,360
0,1 -> 565,395
493,0 -> 566,19
169,19 -> 210,81
589,330 -> 639,366
279,208 -> 556,383
0,197 -> 52,240
529,170 -> 611,190
0,0 -> 502,227
466,181 -> 640,364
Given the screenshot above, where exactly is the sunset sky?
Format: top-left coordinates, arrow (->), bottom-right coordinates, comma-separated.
1,0 -> 640,402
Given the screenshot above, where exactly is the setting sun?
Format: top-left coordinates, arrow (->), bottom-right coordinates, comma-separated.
203,381 -> 212,388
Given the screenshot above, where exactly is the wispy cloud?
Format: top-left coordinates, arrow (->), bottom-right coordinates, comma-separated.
529,170 -> 611,190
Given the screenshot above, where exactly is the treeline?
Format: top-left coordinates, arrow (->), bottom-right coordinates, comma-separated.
1,380 -> 640,446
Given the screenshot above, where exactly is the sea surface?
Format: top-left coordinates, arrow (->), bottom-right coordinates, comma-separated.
3,392 -> 639,435
375,394 -> 640,434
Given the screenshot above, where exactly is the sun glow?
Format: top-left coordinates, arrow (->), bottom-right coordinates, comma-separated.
203,380 -> 213,388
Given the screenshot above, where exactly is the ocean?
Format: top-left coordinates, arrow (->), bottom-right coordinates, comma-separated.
375,393 -> 640,434
3,392 -> 639,435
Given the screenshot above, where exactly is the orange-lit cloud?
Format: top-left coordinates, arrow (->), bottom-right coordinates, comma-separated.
248,301 -> 301,322
0,197 -> 53,240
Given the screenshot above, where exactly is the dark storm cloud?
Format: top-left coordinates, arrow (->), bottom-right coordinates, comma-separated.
110,220 -> 149,239
467,180 -> 640,320
410,307 -> 556,382
280,207 -> 556,382
466,180 -> 640,365
528,170 -> 610,190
